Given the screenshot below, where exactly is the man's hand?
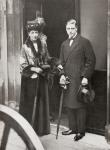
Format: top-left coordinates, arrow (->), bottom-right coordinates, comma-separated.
30,67 -> 43,74
81,77 -> 88,85
59,75 -> 66,85
57,64 -> 63,70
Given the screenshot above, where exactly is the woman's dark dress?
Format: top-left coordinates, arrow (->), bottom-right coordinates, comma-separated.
19,39 -> 50,136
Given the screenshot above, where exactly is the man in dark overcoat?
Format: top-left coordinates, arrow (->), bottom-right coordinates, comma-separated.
59,19 -> 96,141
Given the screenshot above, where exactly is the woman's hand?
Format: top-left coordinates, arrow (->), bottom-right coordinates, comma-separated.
30,67 -> 43,74
31,73 -> 38,79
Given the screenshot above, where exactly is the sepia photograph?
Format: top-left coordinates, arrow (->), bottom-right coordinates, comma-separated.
0,0 -> 110,149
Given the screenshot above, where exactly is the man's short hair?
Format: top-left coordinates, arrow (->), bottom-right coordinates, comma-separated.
66,19 -> 77,26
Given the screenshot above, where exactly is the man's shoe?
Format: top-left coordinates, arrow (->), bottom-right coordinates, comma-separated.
62,130 -> 76,135
74,133 -> 85,141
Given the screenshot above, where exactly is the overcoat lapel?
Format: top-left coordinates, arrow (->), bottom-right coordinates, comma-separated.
64,35 -> 80,63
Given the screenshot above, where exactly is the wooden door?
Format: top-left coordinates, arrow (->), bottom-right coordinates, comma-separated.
42,0 -> 80,116
43,0 -> 80,57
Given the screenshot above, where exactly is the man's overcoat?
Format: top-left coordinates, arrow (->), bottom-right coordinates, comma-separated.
60,34 -> 96,109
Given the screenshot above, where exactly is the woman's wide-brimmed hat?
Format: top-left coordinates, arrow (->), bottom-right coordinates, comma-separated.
26,17 -> 46,32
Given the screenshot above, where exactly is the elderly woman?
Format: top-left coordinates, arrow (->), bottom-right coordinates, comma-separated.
19,17 -> 51,136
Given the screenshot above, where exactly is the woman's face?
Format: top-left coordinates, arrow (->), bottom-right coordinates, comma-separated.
28,30 -> 39,42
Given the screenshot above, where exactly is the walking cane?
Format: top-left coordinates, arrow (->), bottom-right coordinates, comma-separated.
25,76 -> 39,150
31,76 -> 39,126
56,77 -> 70,139
56,87 -> 64,139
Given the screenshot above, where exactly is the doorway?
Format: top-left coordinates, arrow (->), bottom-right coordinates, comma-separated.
42,0 -> 80,124
43,0 -> 80,57
23,0 -> 80,120
23,0 -> 107,135
23,0 -> 80,57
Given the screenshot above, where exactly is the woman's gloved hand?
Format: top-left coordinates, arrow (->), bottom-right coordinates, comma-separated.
31,73 -> 38,79
30,67 -> 43,74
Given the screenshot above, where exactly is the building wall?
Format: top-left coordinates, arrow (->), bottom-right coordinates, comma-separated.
80,0 -> 107,70
80,0 -> 108,134
0,0 -> 23,106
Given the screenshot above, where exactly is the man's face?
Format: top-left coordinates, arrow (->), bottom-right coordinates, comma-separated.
66,23 -> 77,39
28,30 -> 39,42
